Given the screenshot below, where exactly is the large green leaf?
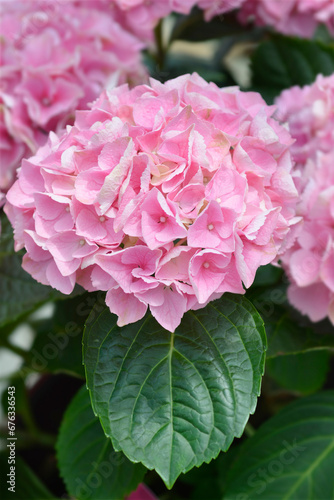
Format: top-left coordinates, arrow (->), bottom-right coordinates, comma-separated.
56,385 -> 146,500
224,391 -> 334,500
0,214 -> 58,328
83,294 -> 266,488
251,36 -> 334,103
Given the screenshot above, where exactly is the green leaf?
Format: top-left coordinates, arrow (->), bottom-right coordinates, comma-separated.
251,36 -> 334,102
266,314 -> 334,358
83,294 -> 266,488
266,350 -> 331,394
0,453 -> 55,499
246,283 -> 334,358
252,265 -> 283,288
180,448 -> 240,500
181,462 -> 222,500
164,53 -> 231,87
56,385 -> 146,500
0,214 -> 58,328
224,391 -> 334,499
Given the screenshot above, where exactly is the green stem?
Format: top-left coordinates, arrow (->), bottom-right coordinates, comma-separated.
19,383 -> 40,436
0,428 -> 56,448
0,368 -> 34,383
0,319 -> 26,341
154,20 -> 165,72
0,339 -> 31,363
0,298 -> 53,341
169,12 -> 203,47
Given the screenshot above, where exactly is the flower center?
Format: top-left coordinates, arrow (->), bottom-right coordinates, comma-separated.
79,239 -> 85,246
65,206 -> 70,212
99,216 -> 106,222
203,262 -> 210,269
42,97 -> 51,107
159,216 -> 166,223
207,224 -> 214,231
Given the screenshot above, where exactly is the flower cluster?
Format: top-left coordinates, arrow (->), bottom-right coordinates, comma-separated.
276,75 -> 334,324
239,0 -> 334,37
6,73 -> 299,332
0,0 -> 146,195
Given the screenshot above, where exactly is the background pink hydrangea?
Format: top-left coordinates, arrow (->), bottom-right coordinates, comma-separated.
6,73 -> 299,332
0,0 -> 146,195
86,0 -> 246,40
275,74 -> 334,171
276,74 -> 334,324
239,0 -> 334,37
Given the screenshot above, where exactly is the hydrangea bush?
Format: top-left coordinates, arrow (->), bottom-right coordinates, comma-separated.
0,3 -> 334,500
6,73 -> 298,331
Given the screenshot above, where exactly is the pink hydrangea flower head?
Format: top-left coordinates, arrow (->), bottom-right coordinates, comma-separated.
6,73 -> 298,332
0,0 -> 146,197
276,75 -> 334,324
239,0 -> 334,37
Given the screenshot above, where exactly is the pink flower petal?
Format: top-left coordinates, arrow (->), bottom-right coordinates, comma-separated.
106,287 -> 147,326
